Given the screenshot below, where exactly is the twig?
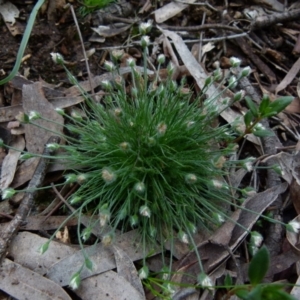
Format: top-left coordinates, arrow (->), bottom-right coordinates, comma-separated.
237,76 -> 284,256
0,136 -> 60,264
69,4 -> 94,95
250,8 -> 300,31
161,23 -> 244,33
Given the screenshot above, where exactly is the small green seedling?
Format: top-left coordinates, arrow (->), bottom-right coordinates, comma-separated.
78,0 -> 116,16
225,247 -> 296,300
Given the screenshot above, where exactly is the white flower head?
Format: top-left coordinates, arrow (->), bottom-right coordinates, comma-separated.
139,20 -> 152,34
134,182 -> 145,194
234,90 -> 245,102
70,196 -> 82,205
70,110 -> 82,121
101,168 -> 117,184
69,272 -> 81,290
50,52 -> 64,64
242,157 -> 256,172
81,228 -> 91,242
187,222 -> 197,234
211,179 -> 223,189
272,164 -> 284,176
157,54 -> 165,64
29,111 -> 41,121
212,212 -> 225,225
38,242 -> 49,255
167,62 -> 175,75
165,283 -> 176,295
149,225 -> 157,237
2,188 -> 16,200
111,49 -> 124,61
138,265 -> 149,280
240,66 -> 252,77
228,75 -> 238,89
46,143 -> 60,151
185,173 -> 197,185
287,220 -> 300,234
198,272 -> 214,290
178,231 -> 189,244
103,60 -> 115,71
130,215 -> 139,227
250,231 -> 263,247
77,173 -> 88,184
65,174 -> 77,184
156,122 -> 167,136
213,67 -> 222,81
99,209 -> 110,227
102,233 -> 114,246
126,57 -> 136,67
119,142 -> 130,151
55,107 -> 65,115
230,56 -> 241,67
141,35 -> 150,47
101,80 -> 112,89
187,121 -> 195,128
139,205 -> 151,218
113,108 -> 122,117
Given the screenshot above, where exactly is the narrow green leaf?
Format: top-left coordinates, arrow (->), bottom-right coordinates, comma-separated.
262,285 -> 297,300
248,246 -> 270,285
268,96 -> 293,113
258,95 -> 270,115
245,96 -> 259,117
224,274 -> 232,287
245,285 -> 263,300
253,129 -> 274,137
244,111 -> 254,127
235,288 -> 250,299
260,111 -> 280,118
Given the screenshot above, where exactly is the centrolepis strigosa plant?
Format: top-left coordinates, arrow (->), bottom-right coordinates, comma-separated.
0,32 -> 294,296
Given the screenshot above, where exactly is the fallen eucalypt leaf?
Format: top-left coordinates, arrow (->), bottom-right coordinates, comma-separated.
0,33 -> 296,299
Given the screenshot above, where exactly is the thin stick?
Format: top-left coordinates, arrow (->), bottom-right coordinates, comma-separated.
0,136 -> 60,263
69,4 -> 94,95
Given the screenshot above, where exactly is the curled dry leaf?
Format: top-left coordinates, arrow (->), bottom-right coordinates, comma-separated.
154,0 -> 197,23
286,215 -> 300,254
0,135 -> 25,190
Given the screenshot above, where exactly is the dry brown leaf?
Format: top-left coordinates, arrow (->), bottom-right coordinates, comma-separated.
76,271 -> 145,300
154,0 -> 197,23
276,56 -> 300,95
91,25 -> 131,38
56,226 -> 70,244
46,230 -> 160,286
9,82 -> 64,188
0,135 -> 24,190
0,259 -> 71,300
22,82 -> 64,154
9,232 -> 77,275
113,245 -> 145,297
